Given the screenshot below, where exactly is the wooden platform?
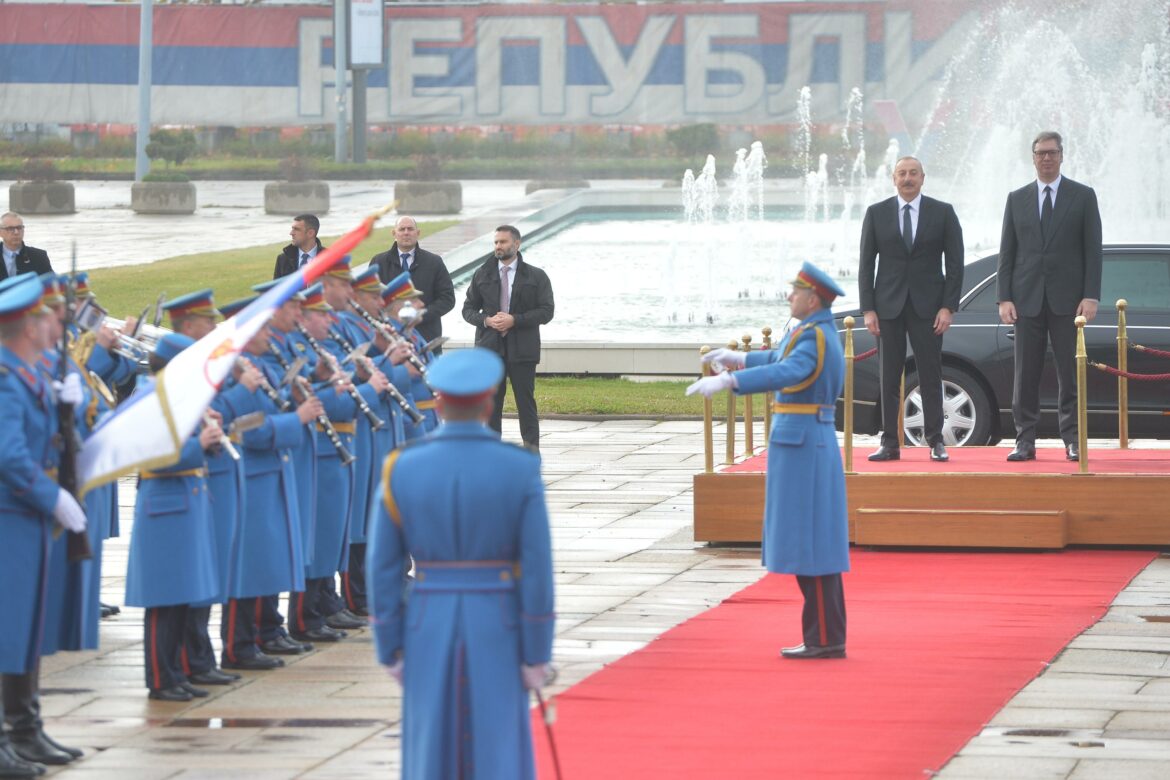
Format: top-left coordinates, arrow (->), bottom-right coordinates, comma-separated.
693,468 -> 1170,548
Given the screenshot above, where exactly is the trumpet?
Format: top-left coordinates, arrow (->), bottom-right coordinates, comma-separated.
76,297 -> 170,371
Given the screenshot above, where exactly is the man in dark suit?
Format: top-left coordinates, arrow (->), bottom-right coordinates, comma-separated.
461,225 -> 554,449
998,130 -> 1102,462
272,214 -> 323,279
368,216 -> 455,351
858,156 -> 964,462
0,212 -> 53,281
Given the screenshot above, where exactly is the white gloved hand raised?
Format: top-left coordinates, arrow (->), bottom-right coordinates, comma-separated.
53,490 -> 87,534
700,347 -> 747,372
53,372 -> 85,406
685,371 -> 738,398
385,659 -> 403,684
521,663 -> 553,690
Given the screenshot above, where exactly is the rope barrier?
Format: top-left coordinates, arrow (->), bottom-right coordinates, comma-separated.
1132,343 -> 1170,360
1090,361 -> 1170,381
855,347 -> 877,361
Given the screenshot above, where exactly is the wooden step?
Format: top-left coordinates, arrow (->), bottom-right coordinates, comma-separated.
854,508 -> 1068,549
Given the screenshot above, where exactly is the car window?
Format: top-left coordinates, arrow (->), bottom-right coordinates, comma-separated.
961,275 -> 999,312
1100,253 -> 1170,311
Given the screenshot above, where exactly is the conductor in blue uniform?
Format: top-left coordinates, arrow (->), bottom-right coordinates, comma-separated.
688,261 -> 850,659
367,348 -> 556,779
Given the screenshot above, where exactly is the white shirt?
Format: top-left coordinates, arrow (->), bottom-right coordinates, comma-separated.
1036,175 -> 1062,217
298,245 -> 317,267
2,244 -> 17,277
399,249 -> 414,270
497,259 -> 517,312
896,193 -> 922,244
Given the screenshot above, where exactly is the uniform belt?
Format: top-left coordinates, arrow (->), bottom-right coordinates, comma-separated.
772,402 -> 836,423
317,421 -> 356,434
412,560 -> 520,592
44,467 -> 58,480
414,399 -> 436,411
141,467 -> 206,480
229,432 -> 243,444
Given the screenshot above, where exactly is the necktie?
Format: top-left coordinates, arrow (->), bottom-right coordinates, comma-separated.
1041,185 -> 1054,241
300,252 -> 310,268
902,203 -> 913,252
401,252 -> 412,271
500,265 -> 511,313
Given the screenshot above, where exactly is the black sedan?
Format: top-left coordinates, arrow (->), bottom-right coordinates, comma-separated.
837,244 -> 1170,446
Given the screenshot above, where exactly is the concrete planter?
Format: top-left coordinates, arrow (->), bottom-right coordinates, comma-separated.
264,181 -> 330,216
131,181 -> 196,215
393,180 -> 462,215
8,181 -> 76,214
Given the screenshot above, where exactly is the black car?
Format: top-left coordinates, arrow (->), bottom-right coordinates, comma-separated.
838,244 -> 1170,446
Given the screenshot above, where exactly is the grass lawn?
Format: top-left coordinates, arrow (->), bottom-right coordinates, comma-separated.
501,376 -> 756,418
86,221 -> 457,319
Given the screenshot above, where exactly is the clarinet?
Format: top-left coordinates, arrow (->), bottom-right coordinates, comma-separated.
347,297 -> 430,379
268,341 -> 356,466
239,356 -> 292,412
295,322 -> 386,431
328,323 -> 425,426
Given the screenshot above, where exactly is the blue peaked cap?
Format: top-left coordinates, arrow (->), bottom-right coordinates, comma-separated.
154,332 -> 195,364
427,348 -> 504,399
795,261 -> 846,302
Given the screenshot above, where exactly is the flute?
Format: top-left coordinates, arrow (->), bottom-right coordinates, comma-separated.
294,322 -> 386,431
268,341 -> 356,465
328,324 -> 425,426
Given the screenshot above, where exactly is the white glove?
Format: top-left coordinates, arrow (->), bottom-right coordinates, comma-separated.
385,659 -> 403,684
522,663 -> 552,690
701,347 -> 746,372
53,490 -> 87,534
53,372 -> 85,405
685,371 -> 738,398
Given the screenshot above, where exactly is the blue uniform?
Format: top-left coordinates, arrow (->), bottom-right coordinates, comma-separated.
0,347 -> 60,674
734,307 -> 849,576
367,422 -> 556,780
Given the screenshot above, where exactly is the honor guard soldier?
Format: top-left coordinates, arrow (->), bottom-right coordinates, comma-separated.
689,261 -> 850,659
367,348 -> 556,780
0,273 -> 87,776
124,334 -> 224,702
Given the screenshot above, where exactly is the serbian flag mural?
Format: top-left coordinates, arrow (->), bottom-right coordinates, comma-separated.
77,203 -> 393,496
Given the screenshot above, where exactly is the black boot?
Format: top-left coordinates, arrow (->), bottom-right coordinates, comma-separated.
0,743 -> 45,778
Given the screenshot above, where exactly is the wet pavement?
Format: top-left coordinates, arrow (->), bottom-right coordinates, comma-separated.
30,421 -> 1170,778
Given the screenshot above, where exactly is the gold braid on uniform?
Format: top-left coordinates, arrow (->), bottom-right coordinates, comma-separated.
68,330 -> 116,427
780,322 -> 826,394
380,449 -> 404,527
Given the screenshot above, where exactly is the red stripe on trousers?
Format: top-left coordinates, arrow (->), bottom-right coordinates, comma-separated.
225,599 -> 238,662
294,591 -> 305,632
149,609 -> 162,689
815,577 -> 828,646
343,572 -> 354,610
180,643 -> 190,675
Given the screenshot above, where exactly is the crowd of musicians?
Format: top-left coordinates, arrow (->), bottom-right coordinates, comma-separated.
0,211 -> 557,779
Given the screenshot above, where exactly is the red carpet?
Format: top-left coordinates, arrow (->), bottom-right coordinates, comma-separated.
534,550 -> 1153,779
724,446 -> 1170,474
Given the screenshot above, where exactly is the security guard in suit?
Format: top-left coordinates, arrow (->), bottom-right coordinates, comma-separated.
689,261 -> 850,659
367,348 -> 556,779
0,273 -> 87,777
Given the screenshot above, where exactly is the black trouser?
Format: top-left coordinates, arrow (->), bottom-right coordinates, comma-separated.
182,605 -> 216,676
2,669 -> 41,740
795,574 -> 846,649
144,605 -> 188,690
1012,304 -> 1078,445
221,597 -> 261,663
878,307 -> 944,447
319,577 -> 345,617
490,360 -> 539,448
342,544 -> 368,612
259,595 -> 286,643
290,578 -> 329,634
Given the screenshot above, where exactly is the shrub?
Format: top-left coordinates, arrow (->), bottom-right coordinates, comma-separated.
145,129 -> 198,168
142,170 -> 191,183
665,123 -> 719,157
20,158 -> 60,181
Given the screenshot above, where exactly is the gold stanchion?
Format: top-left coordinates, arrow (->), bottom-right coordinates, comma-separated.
725,339 -> 738,465
762,327 -> 773,440
1117,299 -> 1129,449
898,371 -> 906,446
741,334 -> 753,454
843,316 -> 855,472
1075,315 -> 1088,474
699,346 -> 714,473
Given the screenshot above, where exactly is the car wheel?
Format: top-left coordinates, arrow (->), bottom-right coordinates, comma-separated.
903,365 -> 994,447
